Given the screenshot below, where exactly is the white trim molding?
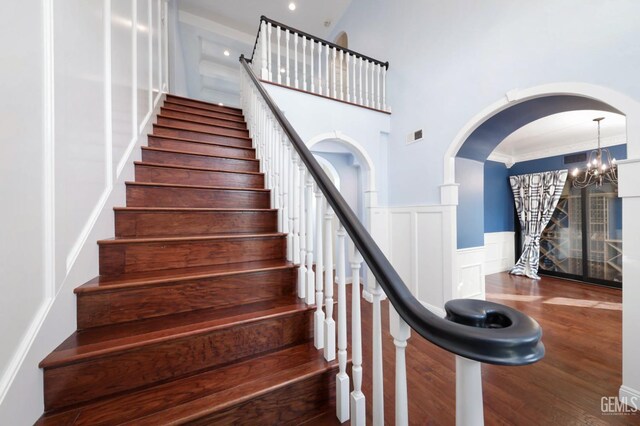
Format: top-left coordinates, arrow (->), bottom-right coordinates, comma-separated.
456,246 -> 485,300
484,232 -> 515,276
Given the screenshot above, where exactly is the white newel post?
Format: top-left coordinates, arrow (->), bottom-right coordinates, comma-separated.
372,280 -> 384,426
314,186 -> 325,349
456,356 -> 484,426
305,174 -> 315,305
335,225 -> 350,422
350,249 -> 365,426
260,21 -> 268,79
324,203 -> 336,361
390,305 -> 411,426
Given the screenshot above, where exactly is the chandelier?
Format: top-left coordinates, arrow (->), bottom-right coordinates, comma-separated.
571,117 -> 618,188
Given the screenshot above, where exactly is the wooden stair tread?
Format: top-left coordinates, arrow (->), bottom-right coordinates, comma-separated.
76,259 -> 294,292
125,181 -> 269,192
166,94 -> 243,115
147,134 -> 255,151
97,232 -> 286,245
37,343 -> 331,425
161,105 -> 248,126
40,297 -> 310,369
161,102 -> 245,122
154,124 -> 252,141
114,206 -> 275,212
133,161 -> 263,176
141,146 -> 259,162
157,115 -> 250,133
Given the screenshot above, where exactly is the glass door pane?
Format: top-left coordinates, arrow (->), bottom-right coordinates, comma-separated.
585,182 -> 622,283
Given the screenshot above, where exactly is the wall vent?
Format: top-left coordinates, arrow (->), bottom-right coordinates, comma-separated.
564,152 -> 587,165
407,129 -> 423,144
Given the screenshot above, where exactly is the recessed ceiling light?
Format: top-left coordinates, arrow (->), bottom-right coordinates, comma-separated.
218,102 -> 224,106
288,2 -> 296,11
280,68 -> 286,73
223,49 -> 230,56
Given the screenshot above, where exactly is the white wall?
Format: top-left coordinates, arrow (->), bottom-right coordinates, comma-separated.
484,232 -> 515,275
0,1 -> 169,423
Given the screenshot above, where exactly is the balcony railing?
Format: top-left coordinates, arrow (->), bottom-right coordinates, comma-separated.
248,16 -> 390,112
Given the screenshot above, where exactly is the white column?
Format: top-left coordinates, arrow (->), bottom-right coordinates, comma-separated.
310,40 -> 315,93
285,29 -> 291,86
350,249 -> 365,426
324,203 -> 336,362
294,33 -> 299,89
390,305 -> 411,426
456,356 -> 485,426
298,165 -> 307,300
266,22 -> 273,81
335,225 -> 350,422
276,26 -> 282,84
302,37 -> 307,91
371,280 -> 384,426
260,21 -> 268,79
305,174 -> 315,305
332,47 -> 337,99
314,187 -> 325,349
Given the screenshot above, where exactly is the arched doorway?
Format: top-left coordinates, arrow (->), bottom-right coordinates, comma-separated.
442,82 -> 640,404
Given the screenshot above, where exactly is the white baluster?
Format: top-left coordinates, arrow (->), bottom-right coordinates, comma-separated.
298,165 -> 307,300
364,60 -> 369,107
294,33 -> 299,89
456,356 -> 485,426
358,57 -> 364,106
345,53 -> 350,103
325,43 -> 330,96
273,128 -> 281,228
282,141 -> 292,262
335,225 -> 350,422
309,40 -> 315,93
382,66 -> 387,111
372,280 -> 384,426
350,249 -> 365,426
390,305 -> 411,426
260,21 -> 268,79
267,22 -> 273,82
339,50 -> 344,101
324,203 -> 335,362
376,64 -> 381,110
292,152 -> 300,267
288,144 -> 296,262
370,62 -> 376,109
276,26 -> 282,84
285,30 -> 291,86
302,37 -> 307,91
314,187 -> 325,349
332,47 -> 337,99
305,174 -> 315,305
317,42 -> 322,94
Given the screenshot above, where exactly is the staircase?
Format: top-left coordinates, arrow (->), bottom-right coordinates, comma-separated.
37,95 -> 338,425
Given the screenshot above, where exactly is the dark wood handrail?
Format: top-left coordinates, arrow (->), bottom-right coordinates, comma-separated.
248,15 -> 389,70
240,55 -> 544,366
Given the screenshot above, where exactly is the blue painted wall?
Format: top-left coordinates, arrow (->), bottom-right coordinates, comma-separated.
480,144 -> 627,241
457,157 -> 485,248
484,161 -> 514,233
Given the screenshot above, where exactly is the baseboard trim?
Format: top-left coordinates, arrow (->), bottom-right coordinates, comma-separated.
619,385 -> 640,410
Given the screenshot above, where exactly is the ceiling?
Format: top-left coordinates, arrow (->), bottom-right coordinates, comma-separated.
490,110 -> 627,165
176,0 -> 353,106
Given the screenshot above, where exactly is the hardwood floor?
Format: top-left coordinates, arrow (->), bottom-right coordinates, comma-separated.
315,273 -> 629,425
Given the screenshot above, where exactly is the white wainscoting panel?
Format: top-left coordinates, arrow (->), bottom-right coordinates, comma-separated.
457,247 -> 485,299
384,205 -> 454,310
484,232 -> 515,275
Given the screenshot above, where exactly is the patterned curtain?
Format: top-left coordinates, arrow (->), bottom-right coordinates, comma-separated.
509,170 -> 568,279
